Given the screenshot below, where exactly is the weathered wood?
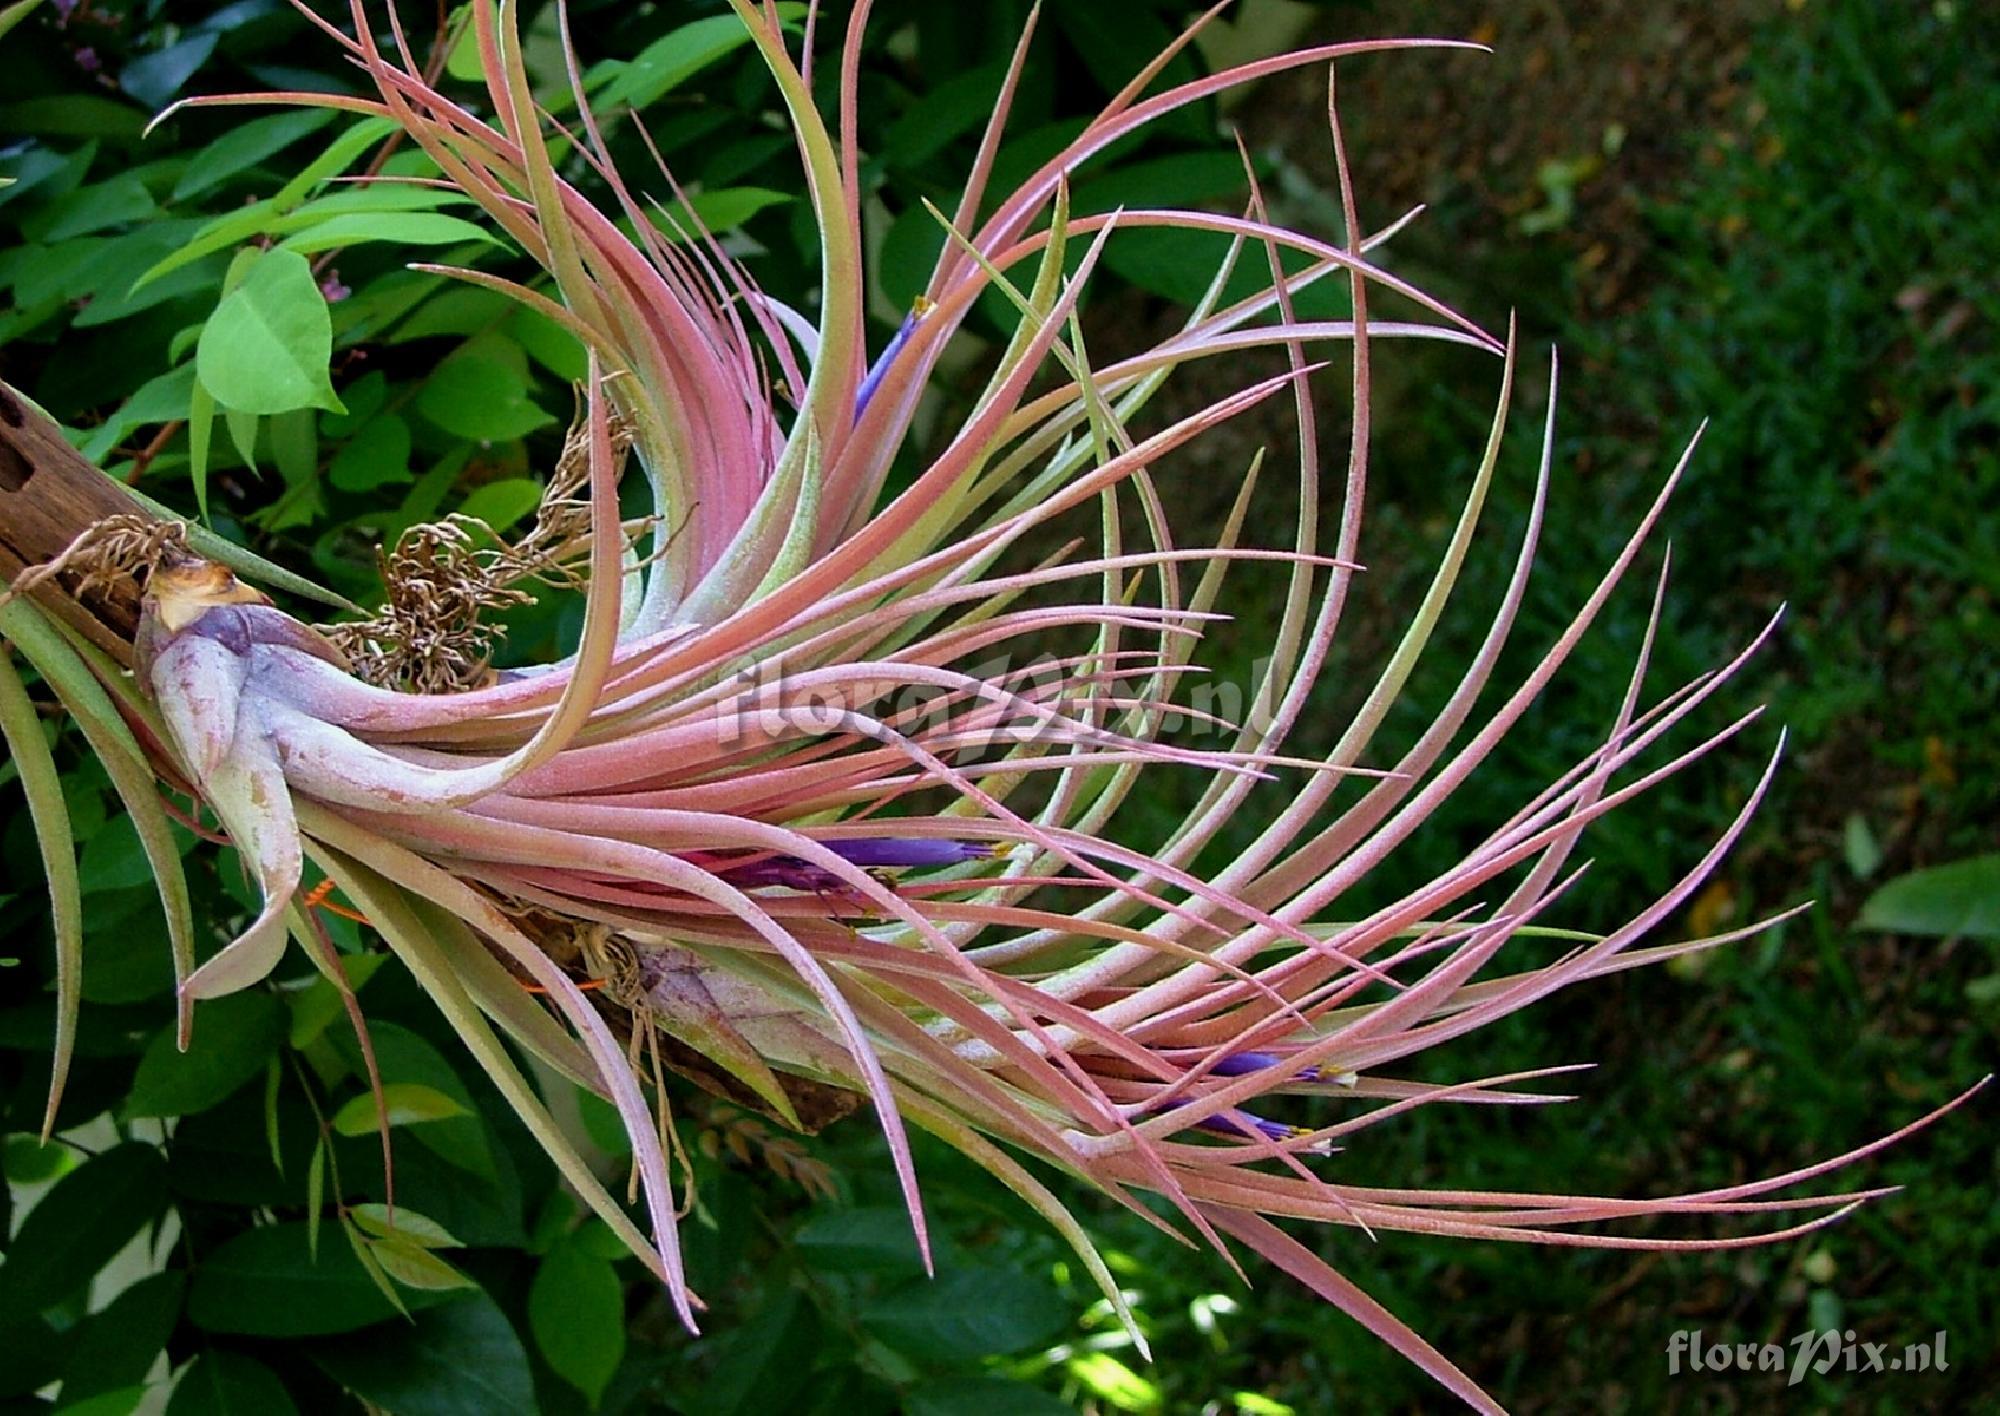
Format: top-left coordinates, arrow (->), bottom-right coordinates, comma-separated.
0,381 -> 161,667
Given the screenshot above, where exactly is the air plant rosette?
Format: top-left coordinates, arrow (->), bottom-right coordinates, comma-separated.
0,3 -> 1981,1410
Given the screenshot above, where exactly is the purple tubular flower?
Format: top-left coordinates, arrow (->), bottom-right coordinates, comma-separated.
1210,1051 -> 1324,1083
853,299 -> 933,419
1150,1095 -> 1327,1151
715,837 -> 989,893
1200,1110 -> 1308,1145
823,837 -> 992,869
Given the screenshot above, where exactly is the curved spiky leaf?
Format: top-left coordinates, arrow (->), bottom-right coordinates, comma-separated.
0,597 -> 196,1044
0,641 -> 83,1138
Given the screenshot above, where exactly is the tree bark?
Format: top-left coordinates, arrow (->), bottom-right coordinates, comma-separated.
0,380 -> 159,668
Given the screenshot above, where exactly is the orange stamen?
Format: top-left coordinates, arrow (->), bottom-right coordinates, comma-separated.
521,977 -> 607,995
302,877 -> 372,926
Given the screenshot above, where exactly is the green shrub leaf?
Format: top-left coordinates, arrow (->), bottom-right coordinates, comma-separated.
1858,855 -> 2000,938
416,352 -> 552,442
793,1207 -> 930,1275
328,413 -> 413,492
905,1378 -> 1078,1416
276,211 -> 495,256
591,7 -> 805,112
456,478 -> 545,532
332,1081 -> 471,1135
861,1267 -> 1066,1361
60,1272 -> 187,1408
174,110 -> 339,201
366,1235 -> 476,1292
0,1143 -> 167,1324
310,1296 -> 534,1416
649,186 -> 790,243
0,0 -> 45,44
189,1222 -> 451,1335
163,1350 -> 298,1416
127,990 -> 288,1118
529,1239 -> 625,1406
197,249 -> 343,415
350,1203 -> 462,1249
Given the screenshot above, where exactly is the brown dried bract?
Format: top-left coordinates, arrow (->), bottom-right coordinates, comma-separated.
321,395 -> 640,693
0,513 -> 191,617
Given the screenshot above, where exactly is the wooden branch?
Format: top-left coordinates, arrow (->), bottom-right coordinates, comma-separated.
0,381 -> 164,668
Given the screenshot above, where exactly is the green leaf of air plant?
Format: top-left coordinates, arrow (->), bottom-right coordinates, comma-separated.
0,1143 -> 167,1325
300,834 -> 663,1288
188,1222 -> 453,1336
308,1295 -> 536,1416
0,596 -> 193,1009
197,248 -> 344,416
861,1266 -> 1067,1361
58,1272 -> 185,1406
331,1081 -> 471,1135
164,1351 -> 298,1416
126,990 -> 288,1118
415,351 -> 554,443
528,1238 -> 626,1407
391,890 -> 595,1087
0,645 -> 81,1139
1858,855 -> 2000,939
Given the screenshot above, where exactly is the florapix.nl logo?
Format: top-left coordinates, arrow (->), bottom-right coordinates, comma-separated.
1667,1328 -> 1949,1387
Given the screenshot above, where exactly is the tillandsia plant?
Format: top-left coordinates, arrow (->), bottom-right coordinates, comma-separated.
0,2 -> 1982,1410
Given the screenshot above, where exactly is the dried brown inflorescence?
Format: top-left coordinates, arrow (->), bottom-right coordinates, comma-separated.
324,398 -> 641,692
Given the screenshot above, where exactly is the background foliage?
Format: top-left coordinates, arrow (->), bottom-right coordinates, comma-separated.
1,0 -> 1992,1411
